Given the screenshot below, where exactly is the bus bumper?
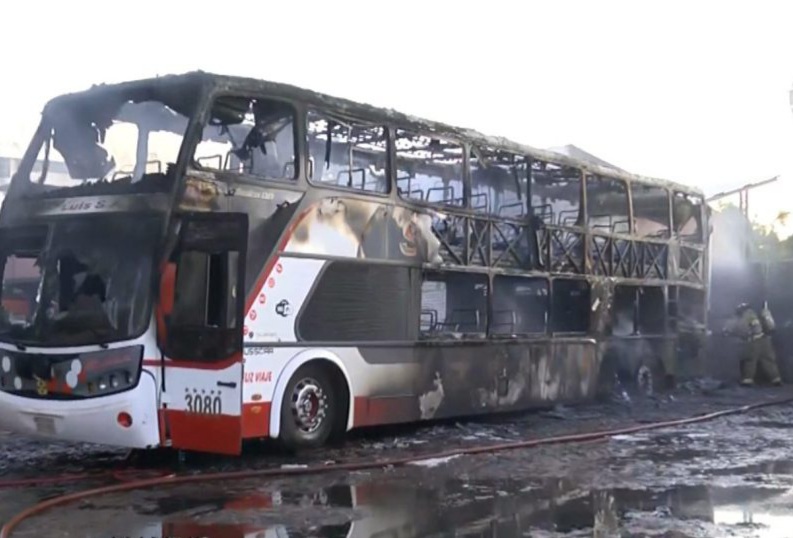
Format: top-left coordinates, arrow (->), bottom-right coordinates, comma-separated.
0,374 -> 161,449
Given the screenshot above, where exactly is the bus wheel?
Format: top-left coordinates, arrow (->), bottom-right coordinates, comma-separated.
280,364 -> 337,449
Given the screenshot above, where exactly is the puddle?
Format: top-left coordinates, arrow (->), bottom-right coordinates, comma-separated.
10,401 -> 793,538
60,474 -> 792,538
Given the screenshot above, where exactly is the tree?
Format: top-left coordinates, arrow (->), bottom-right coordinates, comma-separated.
753,211 -> 793,262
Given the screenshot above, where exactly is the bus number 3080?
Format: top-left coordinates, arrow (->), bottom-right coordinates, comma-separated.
185,392 -> 222,415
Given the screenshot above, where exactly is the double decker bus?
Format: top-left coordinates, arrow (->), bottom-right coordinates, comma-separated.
0,72 -> 709,454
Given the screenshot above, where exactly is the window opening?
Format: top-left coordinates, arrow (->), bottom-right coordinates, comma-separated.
307,111 -> 388,193
531,161 -> 582,227
420,272 -> 487,338
586,175 -> 630,234
551,278 -> 590,333
395,130 -> 464,207
491,276 -> 548,336
194,96 -> 297,182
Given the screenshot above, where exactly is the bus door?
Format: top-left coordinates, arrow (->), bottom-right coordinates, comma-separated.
157,212 -> 249,455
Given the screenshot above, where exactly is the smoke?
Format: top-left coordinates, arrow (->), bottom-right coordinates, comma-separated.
709,206 -> 770,325
710,207 -> 755,271
612,308 -> 634,337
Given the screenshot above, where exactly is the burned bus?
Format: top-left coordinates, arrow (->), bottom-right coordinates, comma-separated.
0,72 -> 709,454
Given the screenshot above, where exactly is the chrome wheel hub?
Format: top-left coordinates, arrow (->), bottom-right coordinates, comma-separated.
290,378 -> 328,434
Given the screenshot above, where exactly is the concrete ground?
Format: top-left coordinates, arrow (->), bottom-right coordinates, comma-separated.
1,381 -> 792,537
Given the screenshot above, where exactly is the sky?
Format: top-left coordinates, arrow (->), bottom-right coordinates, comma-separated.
2,0 -> 793,227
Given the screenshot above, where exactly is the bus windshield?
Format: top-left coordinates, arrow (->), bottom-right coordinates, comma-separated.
0,215 -> 161,347
17,83 -> 199,194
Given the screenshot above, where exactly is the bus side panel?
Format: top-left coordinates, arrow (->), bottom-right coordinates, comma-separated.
222,184 -> 304,304
240,341 -> 600,438
281,198 -> 441,265
352,340 -> 601,426
241,347 -> 292,438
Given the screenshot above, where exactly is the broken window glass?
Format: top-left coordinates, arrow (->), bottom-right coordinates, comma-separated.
530,161 -> 583,227
420,272 -> 487,338
20,85 -> 197,195
491,276 -> 548,335
586,175 -> 630,234
307,111 -> 388,193
632,184 -> 670,238
0,216 -> 160,347
469,147 -> 529,216
673,192 -> 704,243
0,228 -> 46,330
1,256 -> 40,327
194,96 -> 297,181
395,131 -> 464,207
551,278 -> 590,333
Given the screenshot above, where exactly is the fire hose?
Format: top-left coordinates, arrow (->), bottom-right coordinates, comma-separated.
2,395 -> 792,538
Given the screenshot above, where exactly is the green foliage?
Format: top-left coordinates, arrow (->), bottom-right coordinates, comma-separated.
752,211 -> 793,261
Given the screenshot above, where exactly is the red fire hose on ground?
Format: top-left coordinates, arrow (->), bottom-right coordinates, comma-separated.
2,395 -> 792,538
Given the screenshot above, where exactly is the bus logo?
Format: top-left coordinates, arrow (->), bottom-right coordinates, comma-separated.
33,375 -> 48,396
275,300 -> 292,317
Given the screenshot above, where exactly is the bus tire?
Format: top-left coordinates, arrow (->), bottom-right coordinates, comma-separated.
279,363 -> 337,450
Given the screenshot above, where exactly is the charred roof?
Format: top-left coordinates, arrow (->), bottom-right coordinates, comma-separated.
43,71 -> 704,197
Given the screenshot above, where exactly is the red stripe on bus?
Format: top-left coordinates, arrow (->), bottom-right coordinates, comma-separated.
142,356 -> 240,370
353,396 -> 417,428
157,409 -> 167,445
166,410 -> 242,455
243,207 -> 312,314
241,402 -> 271,438
352,481 -> 380,506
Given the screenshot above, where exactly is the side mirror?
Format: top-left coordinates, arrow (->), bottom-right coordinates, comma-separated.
156,262 -> 177,347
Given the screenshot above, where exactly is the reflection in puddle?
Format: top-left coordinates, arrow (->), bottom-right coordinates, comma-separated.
118,477 -> 793,538
714,508 -> 793,538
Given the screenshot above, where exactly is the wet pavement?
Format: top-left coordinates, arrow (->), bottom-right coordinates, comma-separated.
2,383 -> 793,537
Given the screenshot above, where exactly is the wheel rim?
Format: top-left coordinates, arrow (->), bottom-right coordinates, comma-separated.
290,377 -> 328,434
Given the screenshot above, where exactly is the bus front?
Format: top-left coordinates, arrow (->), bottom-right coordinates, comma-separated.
0,77 -> 202,449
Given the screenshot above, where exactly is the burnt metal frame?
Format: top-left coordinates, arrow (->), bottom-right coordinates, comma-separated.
181,74 -> 709,347
176,75 -> 709,303
192,92 -> 303,186
5,73 -> 710,348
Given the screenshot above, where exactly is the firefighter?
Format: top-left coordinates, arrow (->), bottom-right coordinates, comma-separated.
722,302 -> 782,386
